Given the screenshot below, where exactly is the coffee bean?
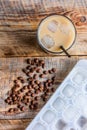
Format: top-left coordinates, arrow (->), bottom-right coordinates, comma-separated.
26,65 -> 31,70
42,63 -> 45,68
27,85 -> 32,89
34,103 -> 38,110
20,88 -> 24,92
23,85 -> 28,90
52,68 -> 56,73
26,92 -> 31,96
43,70 -> 48,74
8,108 -> 14,113
22,68 -> 28,74
26,72 -> 31,77
39,60 -> 45,65
31,93 -> 34,97
21,79 -> 25,84
48,70 -> 53,74
29,105 -> 34,110
34,58 -> 39,63
20,106 -> 25,111
33,74 -> 37,79
34,96 -> 40,101
27,59 -> 31,64
31,60 -> 34,65
43,97 -> 47,102
51,88 -> 55,92
17,76 -> 23,80
39,74 -> 45,78
36,68 -> 41,73
9,101 -> 14,105
31,100 -> 35,105
47,79 -> 51,83
52,76 -> 56,81
35,80 -> 40,85
14,80 -> 18,84
30,68 -> 34,73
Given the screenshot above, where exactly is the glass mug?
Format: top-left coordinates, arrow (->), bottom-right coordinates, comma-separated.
37,14 -> 77,55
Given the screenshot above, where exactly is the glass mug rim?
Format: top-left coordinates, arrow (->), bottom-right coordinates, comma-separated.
37,14 -> 77,55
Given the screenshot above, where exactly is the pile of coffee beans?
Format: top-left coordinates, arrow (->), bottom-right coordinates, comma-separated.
5,58 -> 57,114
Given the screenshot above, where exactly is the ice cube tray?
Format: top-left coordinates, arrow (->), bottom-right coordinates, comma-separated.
26,60 -> 87,130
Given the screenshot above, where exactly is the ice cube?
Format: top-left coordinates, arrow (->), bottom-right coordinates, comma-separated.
62,84 -> 75,98
59,24 -> 70,35
75,95 -> 87,107
41,35 -> 55,49
55,119 -> 67,130
32,123 -> 46,130
42,110 -> 56,124
63,106 -> 77,121
52,97 -> 65,111
72,72 -> 85,85
47,20 -> 58,33
77,116 -> 87,128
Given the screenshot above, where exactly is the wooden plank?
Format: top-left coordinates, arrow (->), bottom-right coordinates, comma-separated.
0,0 -> 86,57
0,56 -> 86,129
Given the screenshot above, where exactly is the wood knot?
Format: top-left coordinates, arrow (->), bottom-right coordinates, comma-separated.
80,16 -> 86,23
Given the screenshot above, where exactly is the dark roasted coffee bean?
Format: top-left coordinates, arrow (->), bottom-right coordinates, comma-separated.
31,93 -> 34,97
34,96 -> 40,101
20,106 -> 25,111
31,60 -> 34,65
26,92 -> 31,96
22,68 -> 28,74
52,68 -> 56,72
23,85 -> 28,90
33,74 -> 37,79
8,108 -> 14,113
29,105 -> 34,110
34,58 -> 39,63
52,76 -> 56,80
43,70 -> 48,74
43,97 -> 47,102
48,70 -> 53,74
51,88 -> 55,92
17,76 -> 23,80
35,80 -> 40,85
30,68 -> 34,73
26,65 -> 31,70
21,79 -> 25,84
14,80 -> 18,84
20,88 -> 24,92
34,103 -> 38,110
47,79 -> 51,83
27,59 -> 31,64
39,74 -> 45,78
36,68 -> 41,73
27,85 -> 32,89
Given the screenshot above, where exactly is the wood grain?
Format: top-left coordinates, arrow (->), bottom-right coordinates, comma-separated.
0,0 -> 86,57
0,56 -> 86,130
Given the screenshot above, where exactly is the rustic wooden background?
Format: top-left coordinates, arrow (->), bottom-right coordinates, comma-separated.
0,0 -> 87,130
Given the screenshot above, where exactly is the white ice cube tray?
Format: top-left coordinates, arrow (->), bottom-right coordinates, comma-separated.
26,60 -> 87,130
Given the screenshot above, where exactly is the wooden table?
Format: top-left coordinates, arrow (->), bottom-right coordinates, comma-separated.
0,0 -> 87,130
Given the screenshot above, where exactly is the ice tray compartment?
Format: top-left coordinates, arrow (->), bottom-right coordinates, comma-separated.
42,109 -> 56,124
52,97 -> 65,112
26,60 -> 87,130
62,83 -> 75,98
32,122 -> 47,130
71,68 -> 87,86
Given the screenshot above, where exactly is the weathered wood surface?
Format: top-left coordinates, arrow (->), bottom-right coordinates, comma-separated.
0,0 -> 87,130
0,57 -> 86,130
0,0 -> 86,57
